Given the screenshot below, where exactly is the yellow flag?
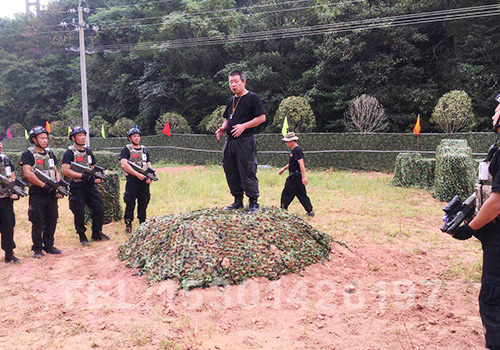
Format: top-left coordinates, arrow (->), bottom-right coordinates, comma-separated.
101,124 -> 106,138
25,129 -> 29,139
281,116 -> 288,137
68,126 -> 71,137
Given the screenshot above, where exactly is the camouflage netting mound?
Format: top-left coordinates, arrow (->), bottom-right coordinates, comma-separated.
392,153 -> 435,189
118,207 -> 332,290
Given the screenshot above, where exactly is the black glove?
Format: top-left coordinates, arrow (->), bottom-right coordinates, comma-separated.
81,172 -> 95,183
42,184 -> 56,195
451,223 -> 476,240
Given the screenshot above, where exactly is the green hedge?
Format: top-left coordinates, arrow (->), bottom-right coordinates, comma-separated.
3,132 -> 497,171
392,153 -> 435,189
433,140 -> 475,202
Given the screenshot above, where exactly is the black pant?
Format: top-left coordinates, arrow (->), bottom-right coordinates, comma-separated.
69,184 -> 104,238
223,136 -> 259,199
281,173 -> 313,213
124,180 -> 150,223
480,281 -> 500,349
28,193 -> 58,251
0,198 -> 16,252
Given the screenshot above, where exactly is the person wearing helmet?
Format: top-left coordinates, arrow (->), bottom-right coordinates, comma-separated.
215,70 -> 266,213
20,126 -> 63,259
120,127 -> 152,233
61,126 -> 108,246
0,136 -> 21,263
450,94 -> 500,350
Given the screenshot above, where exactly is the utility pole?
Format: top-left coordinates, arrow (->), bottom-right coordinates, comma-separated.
77,0 -> 90,146
26,0 -> 41,17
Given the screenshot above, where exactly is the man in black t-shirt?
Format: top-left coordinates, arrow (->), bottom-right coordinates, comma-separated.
215,70 -> 266,213
120,128 -> 152,233
0,136 -> 21,263
20,126 -> 63,259
451,96 -> 500,349
278,132 -> 314,216
61,126 -> 108,246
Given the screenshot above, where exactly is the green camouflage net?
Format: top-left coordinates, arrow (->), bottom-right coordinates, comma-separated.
84,172 -> 122,224
433,139 -> 475,202
392,153 -> 435,189
118,206 -> 332,290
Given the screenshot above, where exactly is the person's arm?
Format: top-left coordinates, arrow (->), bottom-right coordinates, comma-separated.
216,119 -> 228,140
231,114 -> 266,138
61,163 -> 84,180
120,158 -> 150,183
469,192 -> 500,230
278,164 -> 289,175
23,164 -> 45,188
298,158 -> 308,186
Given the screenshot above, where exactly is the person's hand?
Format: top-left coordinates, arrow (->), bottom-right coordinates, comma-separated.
302,177 -> 308,186
81,172 -> 95,183
231,124 -> 246,138
451,223 -> 476,240
43,184 -> 56,195
95,178 -> 102,184
10,194 -> 19,200
215,127 -> 225,140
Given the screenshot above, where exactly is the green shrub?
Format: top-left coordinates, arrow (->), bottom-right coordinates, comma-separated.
431,90 -> 474,133
392,153 -> 435,189
8,123 -> 25,138
110,118 -> 135,137
199,106 -> 225,134
154,112 -> 192,134
433,139 -> 475,202
90,116 -> 111,137
50,120 -> 69,137
272,96 -> 316,132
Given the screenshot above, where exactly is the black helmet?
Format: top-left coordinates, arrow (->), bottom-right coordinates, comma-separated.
29,126 -> 49,144
127,127 -> 141,138
69,126 -> 87,140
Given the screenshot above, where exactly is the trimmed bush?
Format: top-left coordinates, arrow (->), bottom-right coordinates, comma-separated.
431,90 -> 474,133
392,153 -> 435,189
433,139 -> 475,202
8,123 -> 25,138
155,112 -> 192,134
110,118 -> 135,137
272,96 -> 316,132
90,116 -> 111,137
199,105 -> 225,134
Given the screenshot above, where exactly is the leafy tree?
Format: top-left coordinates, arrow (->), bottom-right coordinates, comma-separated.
7,123 -> 25,137
90,116 -> 111,137
272,96 -> 316,133
155,112 -> 192,134
431,90 -> 474,133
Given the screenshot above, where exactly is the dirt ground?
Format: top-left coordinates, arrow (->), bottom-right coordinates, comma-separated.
0,167 -> 487,350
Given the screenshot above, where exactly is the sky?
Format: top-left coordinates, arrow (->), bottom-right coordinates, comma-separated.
0,0 -> 51,19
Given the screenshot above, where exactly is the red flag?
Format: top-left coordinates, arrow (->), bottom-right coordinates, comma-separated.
413,114 -> 421,135
45,121 -> 51,133
6,128 -> 12,139
162,121 -> 171,137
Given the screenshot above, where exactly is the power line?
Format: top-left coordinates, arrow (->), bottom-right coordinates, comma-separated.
94,0 -> 366,32
86,4 -> 500,52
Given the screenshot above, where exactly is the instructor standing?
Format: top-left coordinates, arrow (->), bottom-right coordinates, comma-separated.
215,70 -> 266,213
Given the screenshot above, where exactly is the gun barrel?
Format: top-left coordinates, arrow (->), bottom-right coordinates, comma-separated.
70,162 -> 107,180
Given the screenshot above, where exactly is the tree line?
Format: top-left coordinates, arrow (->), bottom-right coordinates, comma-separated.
0,0 -> 499,136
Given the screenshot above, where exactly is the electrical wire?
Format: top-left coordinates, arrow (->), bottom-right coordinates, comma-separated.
85,4 -> 500,52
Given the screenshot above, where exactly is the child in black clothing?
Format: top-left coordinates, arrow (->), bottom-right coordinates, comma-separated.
278,132 -> 314,216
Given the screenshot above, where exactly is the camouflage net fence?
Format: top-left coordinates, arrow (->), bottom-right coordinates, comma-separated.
118,206 -> 332,290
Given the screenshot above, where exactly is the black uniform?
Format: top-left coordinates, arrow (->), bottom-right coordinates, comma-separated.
120,145 -> 151,224
453,149 -> 500,349
0,154 -> 16,253
62,147 -> 104,240
222,91 -> 265,200
280,146 -> 313,213
20,148 -> 59,253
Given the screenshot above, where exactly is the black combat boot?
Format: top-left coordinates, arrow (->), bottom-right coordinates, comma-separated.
44,246 -> 62,254
4,250 -> 21,264
125,220 -> 132,234
79,233 -> 91,246
247,197 -> 260,213
223,196 -> 244,210
92,232 -> 110,241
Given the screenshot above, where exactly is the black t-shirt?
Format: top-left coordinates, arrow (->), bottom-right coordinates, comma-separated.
19,149 -> 59,194
62,147 -> 96,166
223,91 -> 266,140
120,146 -> 151,183
288,146 -> 304,174
490,149 -> 500,192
